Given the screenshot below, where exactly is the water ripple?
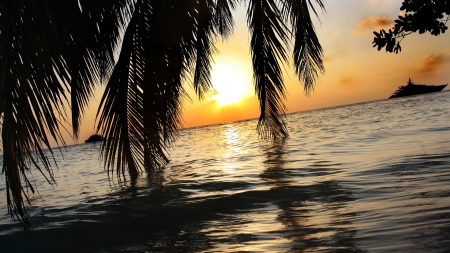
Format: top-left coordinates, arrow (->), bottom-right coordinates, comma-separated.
0,92 -> 449,252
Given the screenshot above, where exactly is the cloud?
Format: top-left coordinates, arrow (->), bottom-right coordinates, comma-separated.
416,53 -> 450,75
353,16 -> 394,34
339,75 -> 355,87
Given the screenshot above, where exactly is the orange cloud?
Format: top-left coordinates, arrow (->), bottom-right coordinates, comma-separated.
353,16 -> 394,34
416,53 -> 450,75
339,75 -> 355,87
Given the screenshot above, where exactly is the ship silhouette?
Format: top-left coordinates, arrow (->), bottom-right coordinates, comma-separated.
389,78 -> 447,99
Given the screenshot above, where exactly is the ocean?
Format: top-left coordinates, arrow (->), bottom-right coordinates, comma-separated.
1,91 -> 449,252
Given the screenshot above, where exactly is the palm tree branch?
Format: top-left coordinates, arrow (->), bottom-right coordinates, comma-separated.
214,0 -> 238,38
248,0 -> 289,139
193,0 -> 218,100
0,0 -> 75,227
282,0 -> 325,94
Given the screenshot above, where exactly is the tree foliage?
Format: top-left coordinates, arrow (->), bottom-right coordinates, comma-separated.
373,0 -> 450,53
0,0 -> 325,227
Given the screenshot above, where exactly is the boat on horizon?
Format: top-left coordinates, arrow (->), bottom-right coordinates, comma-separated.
85,134 -> 105,143
389,78 -> 447,99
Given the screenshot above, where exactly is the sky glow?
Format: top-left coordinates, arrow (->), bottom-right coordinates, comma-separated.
74,0 -> 449,144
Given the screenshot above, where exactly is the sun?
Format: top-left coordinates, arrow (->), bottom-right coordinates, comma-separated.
211,62 -> 251,106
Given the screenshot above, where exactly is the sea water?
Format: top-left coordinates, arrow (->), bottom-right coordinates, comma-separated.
0,91 -> 449,252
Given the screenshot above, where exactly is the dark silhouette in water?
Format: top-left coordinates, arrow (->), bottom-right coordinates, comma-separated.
85,134 -> 105,143
389,78 -> 447,99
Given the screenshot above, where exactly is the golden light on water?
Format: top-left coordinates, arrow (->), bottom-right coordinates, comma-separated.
221,124 -> 243,174
211,62 -> 251,107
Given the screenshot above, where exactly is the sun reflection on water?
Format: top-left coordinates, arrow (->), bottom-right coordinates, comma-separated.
220,124 -> 244,174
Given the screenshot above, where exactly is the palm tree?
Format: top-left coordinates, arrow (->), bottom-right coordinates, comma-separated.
0,0 -> 325,227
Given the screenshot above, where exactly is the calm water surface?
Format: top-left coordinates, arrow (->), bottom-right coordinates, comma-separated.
1,91 -> 449,252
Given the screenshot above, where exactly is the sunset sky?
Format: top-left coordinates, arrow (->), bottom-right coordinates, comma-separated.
78,0 -> 449,143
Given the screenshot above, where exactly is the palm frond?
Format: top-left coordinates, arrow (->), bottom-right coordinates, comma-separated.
56,0 -> 133,138
247,0 -> 289,139
1,0 -> 71,227
83,0 -> 134,83
193,0 -> 218,100
96,0 -> 215,177
282,0 -> 325,94
0,0 -> 134,227
96,17 -> 143,178
214,0 -> 238,38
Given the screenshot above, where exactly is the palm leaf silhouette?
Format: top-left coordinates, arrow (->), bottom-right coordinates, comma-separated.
248,0 -> 290,139
282,0 -> 325,94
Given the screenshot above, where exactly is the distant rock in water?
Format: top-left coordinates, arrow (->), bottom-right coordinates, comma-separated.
389,78 -> 447,99
85,134 -> 105,143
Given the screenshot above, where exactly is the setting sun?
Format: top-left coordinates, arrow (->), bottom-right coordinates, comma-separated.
211,62 -> 252,106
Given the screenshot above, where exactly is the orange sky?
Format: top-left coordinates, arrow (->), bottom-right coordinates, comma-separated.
74,0 -> 450,144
